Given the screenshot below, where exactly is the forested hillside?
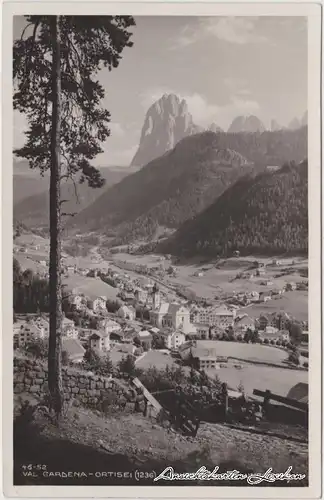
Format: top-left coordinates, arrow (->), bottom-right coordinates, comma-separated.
162,160 -> 308,257
67,133 -> 255,244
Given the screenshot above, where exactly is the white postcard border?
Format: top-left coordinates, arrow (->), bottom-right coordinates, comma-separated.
2,1 -> 322,498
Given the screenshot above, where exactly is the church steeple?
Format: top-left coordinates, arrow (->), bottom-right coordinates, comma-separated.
152,282 -> 160,310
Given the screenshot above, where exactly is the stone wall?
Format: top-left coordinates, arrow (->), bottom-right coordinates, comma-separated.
13,356 -> 130,407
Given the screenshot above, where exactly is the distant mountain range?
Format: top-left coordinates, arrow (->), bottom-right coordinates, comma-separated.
130,93 -> 306,167
13,93 -> 308,256
13,159 -> 139,231
66,126 -> 307,246
228,115 -> 265,133
161,160 -> 308,258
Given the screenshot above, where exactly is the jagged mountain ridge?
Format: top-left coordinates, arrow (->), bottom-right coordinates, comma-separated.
130,94 -> 202,167
228,115 -> 266,133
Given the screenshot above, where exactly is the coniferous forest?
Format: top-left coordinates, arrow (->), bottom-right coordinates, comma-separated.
162,160 -> 308,257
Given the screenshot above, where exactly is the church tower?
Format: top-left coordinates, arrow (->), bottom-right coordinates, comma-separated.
152,282 -> 161,310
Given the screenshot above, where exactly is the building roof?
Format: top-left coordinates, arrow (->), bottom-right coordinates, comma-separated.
191,346 -> 217,360
235,315 -> 254,326
62,316 -> 75,326
178,322 -> 197,335
20,323 -> 43,335
104,319 -> 121,329
118,305 -> 136,314
118,344 -> 135,354
137,330 -> 152,339
287,382 -> 308,403
90,330 -> 110,339
163,329 -> 185,338
62,338 -> 85,358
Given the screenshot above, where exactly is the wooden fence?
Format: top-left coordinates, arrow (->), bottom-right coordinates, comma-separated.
253,389 -> 308,412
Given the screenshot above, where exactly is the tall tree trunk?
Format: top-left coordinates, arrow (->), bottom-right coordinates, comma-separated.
48,15 -> 64,420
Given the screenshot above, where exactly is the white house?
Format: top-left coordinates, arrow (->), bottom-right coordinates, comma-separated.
194,323 -> 210,338
265,326 -> 279,335
34,316 -> 50,336
135,330 -> 152,350
89,331 -> 110,352
14,323 -> 45,348
163,330 -> 186,350
117,305 -> 136,321
234,315 -> 255,333
103,319 -> 122,335
190,305 -> 236,328
88,295 -> 107,313
62,316 -> 78,339
71,294 -> 84,311
134,288 -> 148,303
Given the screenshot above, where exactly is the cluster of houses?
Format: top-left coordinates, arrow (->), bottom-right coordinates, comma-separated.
229,280 -> 303,307
14,255 -> 309,370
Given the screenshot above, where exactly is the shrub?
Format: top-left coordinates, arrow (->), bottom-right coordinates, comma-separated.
263,338 -> 269,344
62,350 -> 70,366
303,361 -> 309,368
118,354 -> 136,377
24,338 -> 48,359
288,351 -> 300,365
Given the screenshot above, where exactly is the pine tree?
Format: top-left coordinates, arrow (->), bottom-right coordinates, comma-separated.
13,15 -> 135,419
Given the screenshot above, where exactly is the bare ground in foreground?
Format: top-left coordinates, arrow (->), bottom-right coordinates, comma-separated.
14,395 -> 308,487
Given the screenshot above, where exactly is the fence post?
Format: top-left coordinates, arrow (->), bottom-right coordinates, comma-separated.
222,382 -> 228,420
263,389 -> 271,416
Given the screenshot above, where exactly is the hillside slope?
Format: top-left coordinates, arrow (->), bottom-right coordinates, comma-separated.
67,132 -> 256,244
162,160 -> 308,257
14,167 -> 138,231
67,127 -> 307,245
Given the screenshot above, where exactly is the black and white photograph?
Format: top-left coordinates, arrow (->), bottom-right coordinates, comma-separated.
2,2 -> 322,497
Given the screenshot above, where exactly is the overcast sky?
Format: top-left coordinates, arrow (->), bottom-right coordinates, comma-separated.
13,15 -> 307,167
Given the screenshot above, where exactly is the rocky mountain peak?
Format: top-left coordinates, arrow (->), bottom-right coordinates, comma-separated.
208,122 -> 223,133
271,119 -> 282,131
130,94 -> 200,167
228,115 -> 265,133
288,117 -> 301,130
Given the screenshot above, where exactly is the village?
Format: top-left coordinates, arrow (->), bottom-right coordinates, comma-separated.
13,234 -> 309,401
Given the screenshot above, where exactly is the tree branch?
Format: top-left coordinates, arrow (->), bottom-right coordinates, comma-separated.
23,20 -> 40,88
20,22 -> 34,41
62,212 -> 77,217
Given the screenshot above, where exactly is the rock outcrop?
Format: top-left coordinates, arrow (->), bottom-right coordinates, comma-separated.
270,119 -> 282,131
301,111 -> 308,127
288,117 -> 301,130
130,94 -> 200,167
208,122 -> 223,133
228,115 -> 265,133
